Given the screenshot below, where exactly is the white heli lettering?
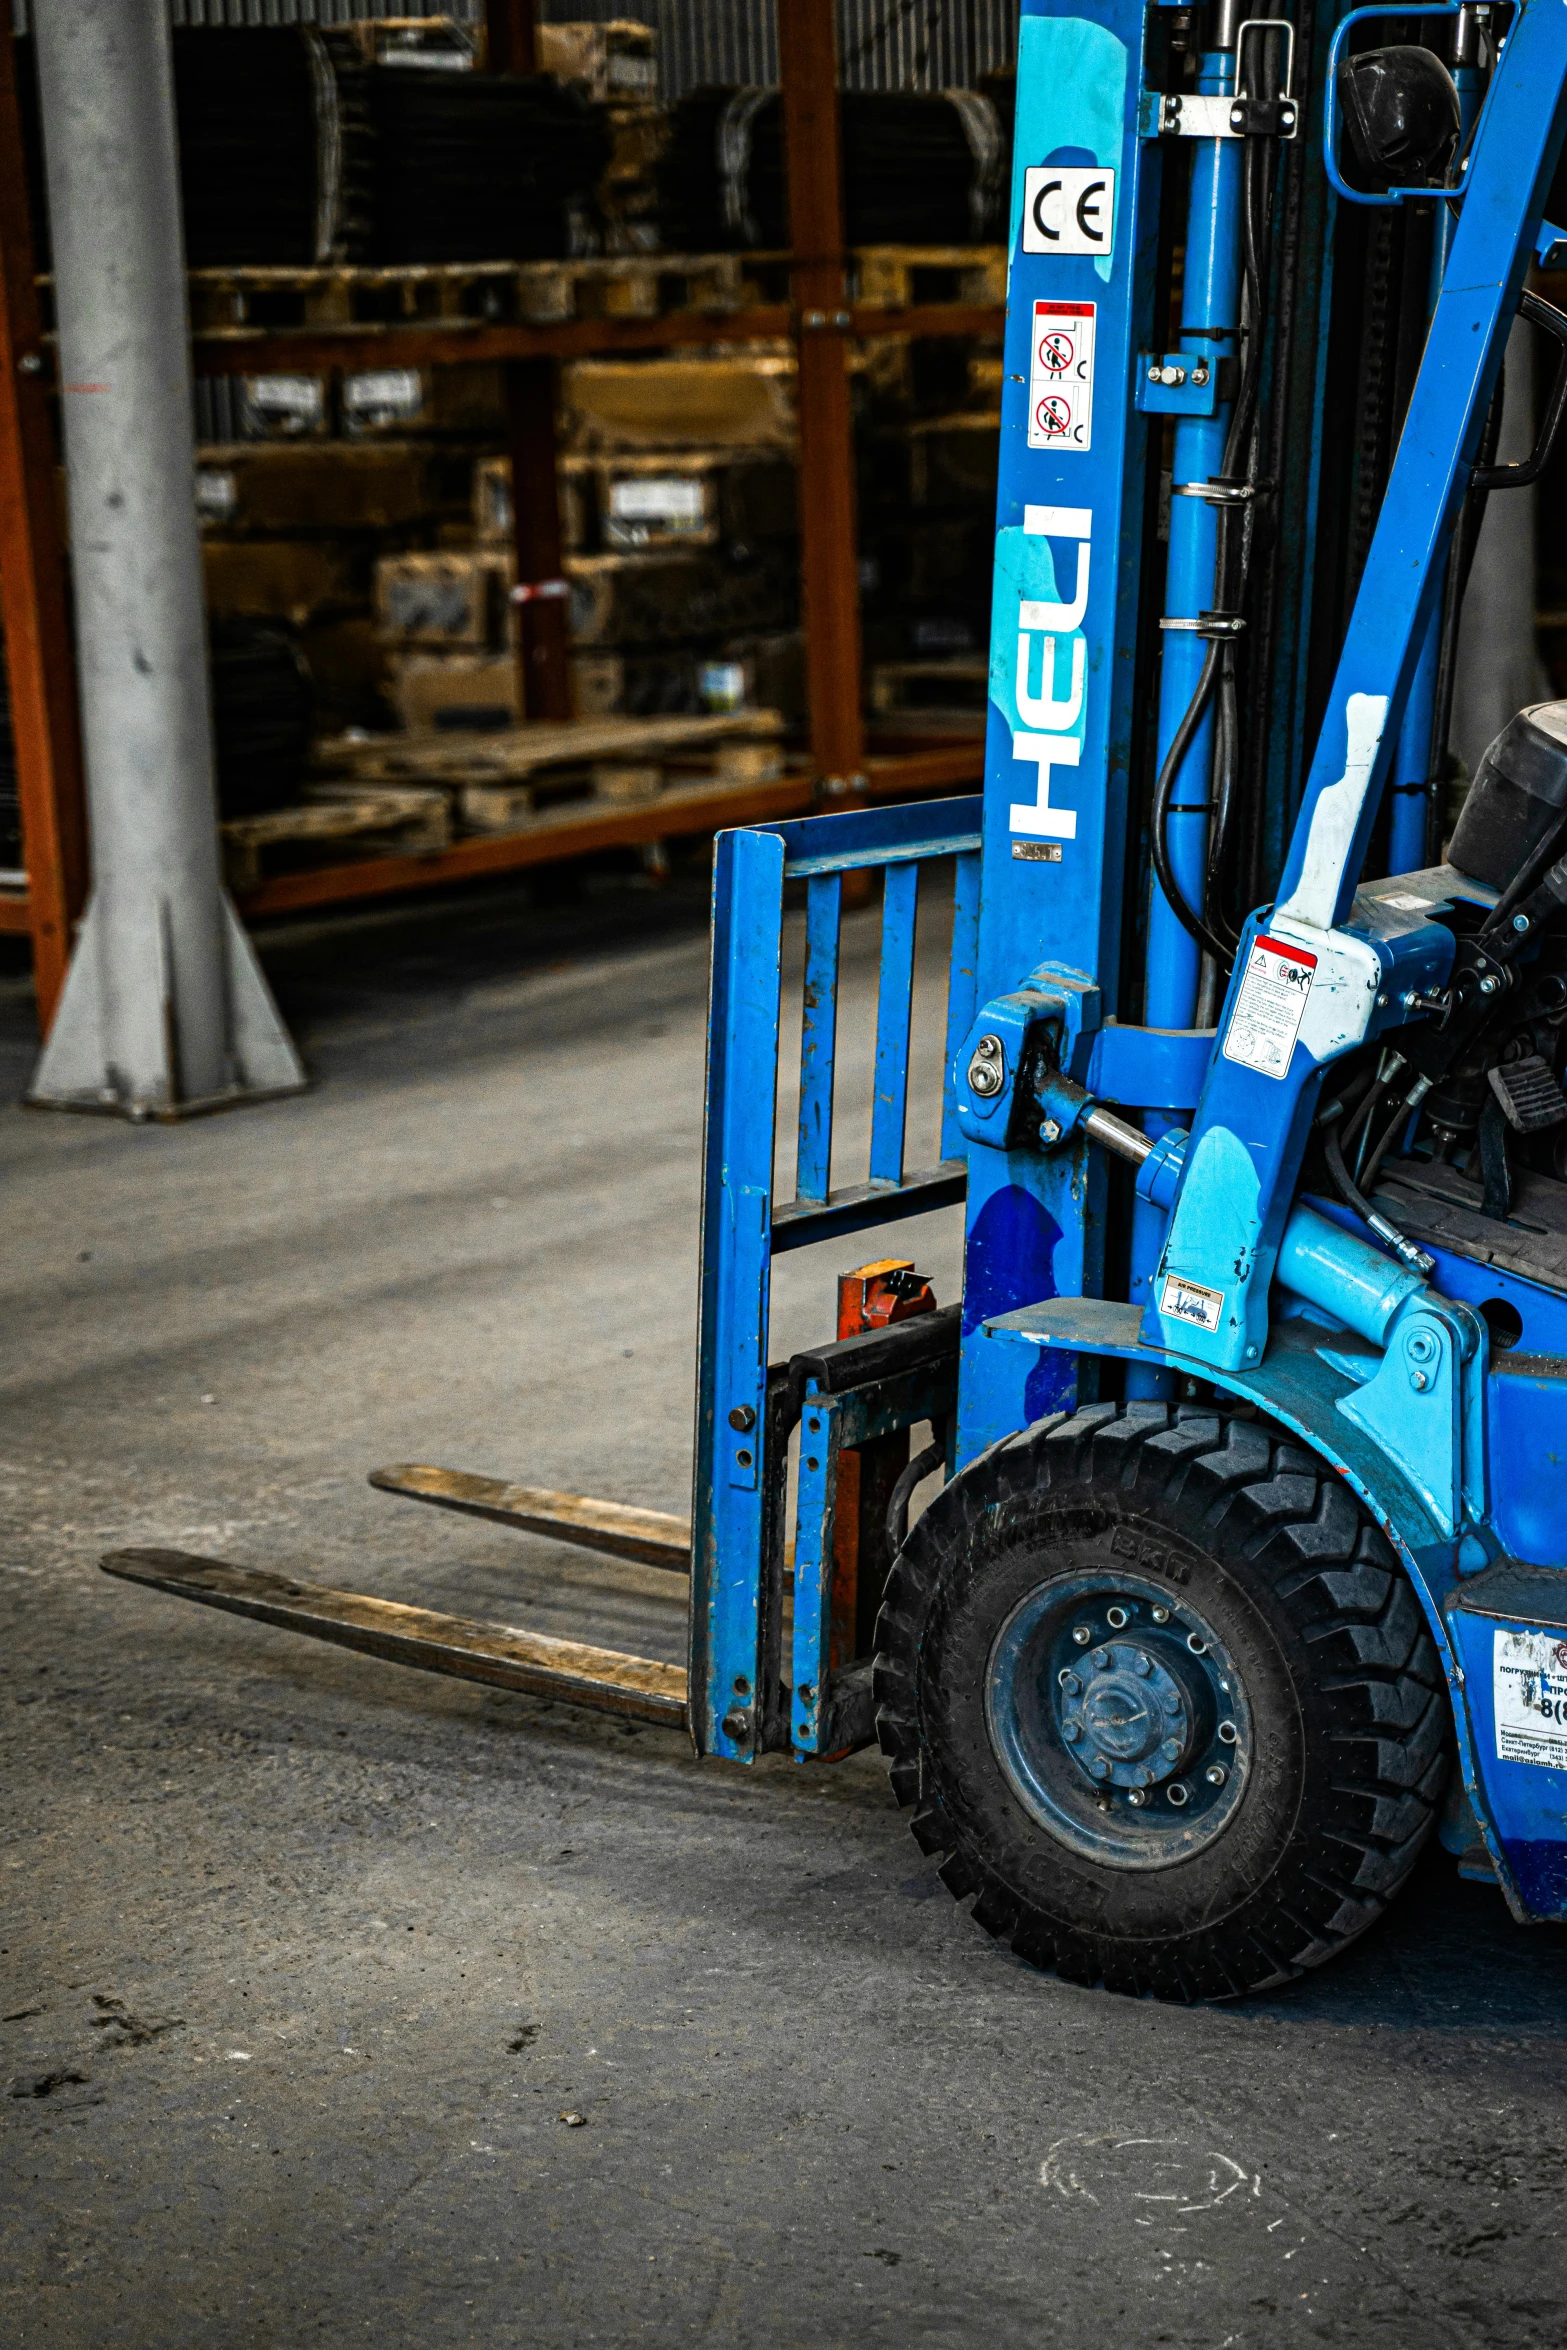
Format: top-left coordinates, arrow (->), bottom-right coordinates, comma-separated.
1010,505 -> 1089,843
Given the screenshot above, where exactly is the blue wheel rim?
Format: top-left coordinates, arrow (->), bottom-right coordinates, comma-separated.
984,1568 -> 1253,1870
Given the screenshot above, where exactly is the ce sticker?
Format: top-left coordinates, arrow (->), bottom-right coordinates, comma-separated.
1022,165 -> 1115,258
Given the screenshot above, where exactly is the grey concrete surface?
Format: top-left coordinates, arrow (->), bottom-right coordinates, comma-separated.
1,867 -> 1564,2350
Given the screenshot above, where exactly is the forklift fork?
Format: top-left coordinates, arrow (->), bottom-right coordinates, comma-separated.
105,800 -> 980,1759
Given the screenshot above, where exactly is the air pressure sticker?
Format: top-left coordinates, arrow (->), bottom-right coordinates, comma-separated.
1159,1274 -> 1225,1335
1029,301 -> 1095,451
1493,1627 -> 1567,1770
1223,934 -> 1317,1080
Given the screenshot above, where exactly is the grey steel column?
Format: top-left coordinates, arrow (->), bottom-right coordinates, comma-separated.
27,0 -> 303,1118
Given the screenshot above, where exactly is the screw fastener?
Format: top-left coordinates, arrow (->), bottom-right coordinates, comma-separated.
1072,1625 -> 1093,1647
1206,1764 -> 1227,1786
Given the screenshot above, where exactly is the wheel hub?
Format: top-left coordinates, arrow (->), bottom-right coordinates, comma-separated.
986,1567 -> 1252,1869
1064,1641 -> 1193,1785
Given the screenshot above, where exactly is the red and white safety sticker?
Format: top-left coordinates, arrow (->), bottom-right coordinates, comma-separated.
1028,301 -> 1095,454
1223,933 -> 1317,1080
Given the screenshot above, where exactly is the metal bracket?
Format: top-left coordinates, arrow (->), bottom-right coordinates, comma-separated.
1136,352 -> 1222,415
1336,1299 -> 1486,1539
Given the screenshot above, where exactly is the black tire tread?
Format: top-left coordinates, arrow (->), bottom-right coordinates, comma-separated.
875,1400 -> 1450,2002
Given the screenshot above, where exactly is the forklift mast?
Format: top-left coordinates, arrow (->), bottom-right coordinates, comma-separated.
684,0 -> 1567,1935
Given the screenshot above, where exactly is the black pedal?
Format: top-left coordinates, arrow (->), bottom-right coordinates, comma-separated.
1488,1054 -> 1567,1134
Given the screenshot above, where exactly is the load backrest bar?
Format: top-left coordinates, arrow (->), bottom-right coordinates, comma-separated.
690,796 -> 982,1759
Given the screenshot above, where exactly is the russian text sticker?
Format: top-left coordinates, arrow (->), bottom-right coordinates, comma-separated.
1028,301 -> 1096,452
1493,1626 -> 1567,1770
1160,1273 -> 1225,1334
1223,934 -> 1318,1080
1022,166 -> 1115,258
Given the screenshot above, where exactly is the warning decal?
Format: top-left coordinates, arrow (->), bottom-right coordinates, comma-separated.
1028,301 -> 1096,452
1222,933 -> 1318,1080
1160,1273 -> 1225,1335
1493,1626 -> 1567,1771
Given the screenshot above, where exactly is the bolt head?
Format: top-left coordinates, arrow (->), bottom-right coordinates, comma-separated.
1092,1648 -> 1110,1670
1133,1654 -> 1152,1678
1162,1738 -> 1182,1761
1479,974 -> 1501,997
1039,1118 -> 1062,1145
1090,1756 -> 1110,1779
1410,1370 -> 1429,1391
1205,1764 -> 1227,1787
1062,1721 -> 1083,1744
1151,1605 -> 1170,1624
1072,1624 -> 1093,1647
1127,1788 -> 1148,1807
1514,913 -> 1531,933
1058,1670 -> 1081,1696
1147,365 -> 1161,382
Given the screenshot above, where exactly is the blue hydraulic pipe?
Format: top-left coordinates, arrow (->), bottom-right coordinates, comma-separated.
1127,45 -> 1244,1392
1385,51 -> 1484,874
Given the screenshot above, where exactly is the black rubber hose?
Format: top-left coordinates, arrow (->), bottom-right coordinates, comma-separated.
1151,641 -> 1233,966
1426,365 -> 1507,860
1153,127 -> 1277,972
886,1432 -> 946,1560
1324,1118 -> 1427,1268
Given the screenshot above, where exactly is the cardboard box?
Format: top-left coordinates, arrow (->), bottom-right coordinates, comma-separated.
343,365 -> 508,438
570,651 -> 625,717
196,443 -> 441,534
391,651 -> 521,733
240,374 -> 330,440
561,359 -> 798,454
566,550 -> 798,648
204,539 -> 363,624
536,20 -> 657,103
374,550 -> 509,647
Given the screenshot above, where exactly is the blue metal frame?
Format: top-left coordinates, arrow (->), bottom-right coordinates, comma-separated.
690,798 -> 981,1761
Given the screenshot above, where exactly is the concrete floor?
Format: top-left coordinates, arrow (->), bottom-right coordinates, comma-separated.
2,865 -> 1564,2349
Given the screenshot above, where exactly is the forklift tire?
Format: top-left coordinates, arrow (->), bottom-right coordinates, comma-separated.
874,1401 -> 1451,2000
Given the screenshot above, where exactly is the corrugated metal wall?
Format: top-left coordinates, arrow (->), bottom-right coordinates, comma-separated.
13,5 -> 1016,94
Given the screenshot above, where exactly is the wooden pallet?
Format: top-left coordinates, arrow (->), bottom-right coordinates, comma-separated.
455,738 -> 788,835
222,785 -> 450,892
869,657 -> 989,720
177,253 -> 752,338
315,709 -> 785,790
852,246 -> 1007,311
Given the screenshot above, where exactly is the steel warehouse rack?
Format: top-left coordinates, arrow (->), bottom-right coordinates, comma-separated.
0,0 -> 1009,1025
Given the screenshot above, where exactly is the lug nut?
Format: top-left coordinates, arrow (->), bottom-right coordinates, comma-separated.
1072,1625 -> 1093,1647
1127,1787 -> 1148,1806
1151,1605 -> 1170,1624
1218,1721 -> 1238,1745
1059,1669 -> 1082,1695
1206,1764 -> 1227,1786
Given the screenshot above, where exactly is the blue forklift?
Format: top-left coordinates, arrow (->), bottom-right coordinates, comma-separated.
111,0 -> 1567,1998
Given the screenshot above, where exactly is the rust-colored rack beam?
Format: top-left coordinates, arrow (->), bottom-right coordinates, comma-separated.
232,745 -> 982,922
185,302 -> 1003,377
